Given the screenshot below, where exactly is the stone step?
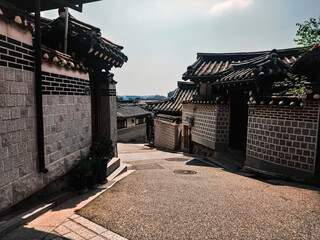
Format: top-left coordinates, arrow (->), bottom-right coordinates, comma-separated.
107,163 -> 129,182
106,157 -> 121,177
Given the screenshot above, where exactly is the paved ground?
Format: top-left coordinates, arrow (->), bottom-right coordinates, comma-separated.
2,166 -> 134,240
77,143 -> 320,240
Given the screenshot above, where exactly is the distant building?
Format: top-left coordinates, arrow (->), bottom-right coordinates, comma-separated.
148,81 -> 197,151
117,105 -> 152,143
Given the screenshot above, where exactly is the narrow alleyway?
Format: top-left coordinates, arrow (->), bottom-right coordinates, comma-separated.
2,144 -> 320,240
77,144 -> 320,240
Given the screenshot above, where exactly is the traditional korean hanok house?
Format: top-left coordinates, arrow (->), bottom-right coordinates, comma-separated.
182,47 -> 320,181
148,81 -> 197,151
293,42 -> 320,180
0,0 -> 127,214
117,104 -> 151,143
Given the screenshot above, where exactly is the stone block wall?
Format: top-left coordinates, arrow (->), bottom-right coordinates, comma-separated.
43,95 -> 92,166
182,103 -> 230,151
0,66 -> 38,213
0,25 -> 92,213
246,101 -> 320,177
118,123 -> 147,143
154,119 -> 179,151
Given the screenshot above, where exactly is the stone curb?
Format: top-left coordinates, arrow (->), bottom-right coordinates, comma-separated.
0,191 -> 75,238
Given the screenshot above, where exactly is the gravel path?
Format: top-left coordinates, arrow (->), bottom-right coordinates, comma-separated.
77,144 -> 320,240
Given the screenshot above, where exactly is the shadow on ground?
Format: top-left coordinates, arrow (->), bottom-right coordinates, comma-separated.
50,181 -> 115,213
3,226 -> 71,240
183,155 -> 320,193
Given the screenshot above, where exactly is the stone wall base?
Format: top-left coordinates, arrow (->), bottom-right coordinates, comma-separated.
0,145 -> 89,215
0,171 -> 73,218
192,142 -> 216,157
244,156 -> 314,181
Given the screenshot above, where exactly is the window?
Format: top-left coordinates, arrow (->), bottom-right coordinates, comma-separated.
136,117 -> 145,125
117,119 -> 126,129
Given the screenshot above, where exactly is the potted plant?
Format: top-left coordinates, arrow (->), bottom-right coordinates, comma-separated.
90,137 -> 114,184
87,156 -> 101,188
71,154 -> 92,192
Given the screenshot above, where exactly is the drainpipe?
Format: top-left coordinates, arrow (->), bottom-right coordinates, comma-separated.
188,126 -> 193,154
64,7 -> 69,53
34,0 -> 47,173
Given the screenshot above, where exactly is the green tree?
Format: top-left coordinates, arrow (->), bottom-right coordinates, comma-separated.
116,96 -> 123,103
294,16 -> 320,51
273,73 -> 307,99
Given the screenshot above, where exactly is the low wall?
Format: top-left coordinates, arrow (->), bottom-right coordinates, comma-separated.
154,119 -> 179,151
245,101 -> 320,178
118,123 -> 147,143
182,103 -> 229,151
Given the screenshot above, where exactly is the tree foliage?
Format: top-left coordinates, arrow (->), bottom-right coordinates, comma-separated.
294,16 -> 320,50
116,96 -> 123,103
272,73 -> 307,99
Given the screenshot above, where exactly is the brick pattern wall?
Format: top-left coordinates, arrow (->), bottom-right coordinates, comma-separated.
0,34 -> 34,71
216,105 -> 230,143
246,101 -> 320,174
0,34 -> 90,96
0,32 -> 92,213
0,66 -> 38,212
118,123 -> 147,143
42,71 -> 90,95
43,95 -> 92,165
182,104 -> 229,149
154,119 -> 179,151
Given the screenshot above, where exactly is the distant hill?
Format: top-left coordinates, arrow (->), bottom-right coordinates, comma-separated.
167,90 -> 174,98
118,95 -> 167,100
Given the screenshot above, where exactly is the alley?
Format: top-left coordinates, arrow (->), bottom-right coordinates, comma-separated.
77,144 -> 320,240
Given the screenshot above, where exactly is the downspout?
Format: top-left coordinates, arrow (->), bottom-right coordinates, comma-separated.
64,7 -> 69,53
34,0 -> 47,173
188,125 -> 193,154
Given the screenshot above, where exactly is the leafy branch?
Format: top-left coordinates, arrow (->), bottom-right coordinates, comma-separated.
294,16 -> 320,52
272,73 -> 307,99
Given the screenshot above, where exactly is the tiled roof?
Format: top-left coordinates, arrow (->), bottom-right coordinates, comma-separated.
41,45 -> 89,72
0,1 -> 35,31
294,42 -> 320,73
155,114 -> 182,124
183,48 -> 301,84
117,105 -> 151,118
41,13 -> 128,69
9,0 -> 99,12
0,1 -> 127,71
148,81 -> 197,115
68,15 -> 127,62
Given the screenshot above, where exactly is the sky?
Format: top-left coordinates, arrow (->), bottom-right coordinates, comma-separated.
42,0 -> 320,96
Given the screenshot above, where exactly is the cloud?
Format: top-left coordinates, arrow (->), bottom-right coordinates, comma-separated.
209,0 -> 254,16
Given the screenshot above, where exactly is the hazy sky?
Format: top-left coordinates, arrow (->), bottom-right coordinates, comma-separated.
42,0 -> 320,96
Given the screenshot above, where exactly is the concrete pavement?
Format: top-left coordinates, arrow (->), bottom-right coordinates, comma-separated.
2,143 -> 320,239
78,144 -> 320,240
1,160 -> 135,240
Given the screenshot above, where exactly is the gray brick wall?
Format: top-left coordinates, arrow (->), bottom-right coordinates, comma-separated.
154,119 -> 179,151
0,69 -> 92,213
118,123 -> 147,143
43,95 -> 92,165
0,24 -> 92,213
182,103 -> 229,150
0,66 -> 38,212
246,101 -> 320,174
